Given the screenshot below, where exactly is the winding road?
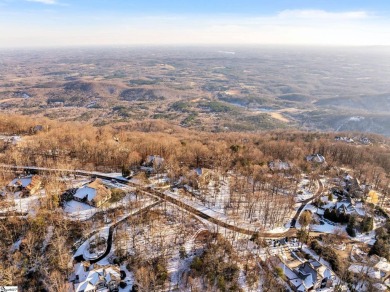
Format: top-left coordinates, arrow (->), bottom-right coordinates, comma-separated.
74,200 -> 162,264
0,164 -> 325,240
0,164 -> 329,268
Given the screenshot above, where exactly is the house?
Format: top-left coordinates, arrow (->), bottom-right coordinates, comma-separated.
279,259 -> 334,291
371,256 -> 390,275
296,260 -> 333,290
334,198 -> 356,215
193,168 -> 212,184
144,155 -> 164,168
31,125 -> 45,133
306,154 -> 326,164
344,174 -> 363,198
7,175 -> 42,196
335,136 -> 354,143
73,179 -> 111,208
73,263 -> 121,292
359,137 -> 372,145
269,160 -> 291,171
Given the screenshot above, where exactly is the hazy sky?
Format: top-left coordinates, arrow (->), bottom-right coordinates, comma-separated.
1,0 -> 390,47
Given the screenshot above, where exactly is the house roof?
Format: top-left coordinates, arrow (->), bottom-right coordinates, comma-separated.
74,266 -> 120,292
278,263 -> 298,281
74,281 -> 96,292
74,186 -> 97,201
8,175 -> 42,194
374,258 -> 390,273
269,160 -> 290,170
335,200 -> 356,214
194,167 -> 210,176
306,154 -> 325,163
297,269 -> 315,289
74,179 -> 111,203
146,155 -> 164,166
8,176 -> 33,188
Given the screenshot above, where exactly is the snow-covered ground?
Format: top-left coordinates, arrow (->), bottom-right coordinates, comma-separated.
311,223 -> 345,234
64,192 -> 141,221
296,178 -> 317,202
0,190 -> 43,214
354,230 -> 376,246
73,198 -> 158,259
64,200 -> 97,220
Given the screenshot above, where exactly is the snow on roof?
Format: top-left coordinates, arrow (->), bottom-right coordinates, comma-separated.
146,155 -> 164,165
8,176 -> 32,188
290,278 -> 304,289
297,268 -> 315,288
194,168 -> 203,176
74,266 -> 120,292
75,281 -> 96,292
317,265 -> 332,279
335,201 -> 356,214
375,258 -> 390,273
278,263 -> 297,281
105,267 -> 120,280
74,186 -> 97,202
306,154 -> 325,163
269,160 -> 290,170
373,283 -> 388,292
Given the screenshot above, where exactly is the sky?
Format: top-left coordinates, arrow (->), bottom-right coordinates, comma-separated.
1,0 -> 390,47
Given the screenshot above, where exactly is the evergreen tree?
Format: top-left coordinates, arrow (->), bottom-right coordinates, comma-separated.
346,215 -> 356,237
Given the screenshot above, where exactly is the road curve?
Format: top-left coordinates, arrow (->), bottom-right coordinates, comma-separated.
75,200 -> 162,264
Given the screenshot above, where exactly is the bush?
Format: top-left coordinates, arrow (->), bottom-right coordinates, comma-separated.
360,216 -> 374,233
346,216 -> 357,237
369,219 -> 390,260
190,256 -> 203,272
110,188 -> 126,203
324,208 -> 350,224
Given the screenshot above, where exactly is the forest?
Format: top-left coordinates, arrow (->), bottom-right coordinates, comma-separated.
0,113 -> 389,291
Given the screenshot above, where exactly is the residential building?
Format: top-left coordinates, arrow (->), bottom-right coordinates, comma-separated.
279,259 -> 334,291
72,263 -> 121,292
73,179 -> 111,208
7,175 -> 42,196
306,154 -> 326,164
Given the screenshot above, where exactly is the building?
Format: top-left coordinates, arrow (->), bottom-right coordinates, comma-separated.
268,160 -> 291,171
279,259 -> 334,291
306,154 -> 326,164
144,155 -> 164,168
72,263 -> 121,292
335,199 -> 357,216
73,179 -> 111,208
193,168 -> 212,184
344,174 -> 363,198
7,175 -> 42,196
335,136 -> 354,143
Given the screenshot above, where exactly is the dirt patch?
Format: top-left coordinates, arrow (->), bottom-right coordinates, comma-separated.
270,112 -> 290,123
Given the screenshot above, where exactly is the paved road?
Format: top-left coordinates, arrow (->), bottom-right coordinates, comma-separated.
290,179 -> 324,228
75,200 -> 162,264
1,164 -> 324,239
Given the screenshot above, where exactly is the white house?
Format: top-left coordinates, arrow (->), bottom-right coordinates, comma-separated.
279,259 -> 334,291
73,179 -> 111,207
306,154 -> 326,164
73,263 -> 121,292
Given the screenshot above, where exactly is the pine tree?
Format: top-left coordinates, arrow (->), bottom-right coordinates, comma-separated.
346,215 -> 356,237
